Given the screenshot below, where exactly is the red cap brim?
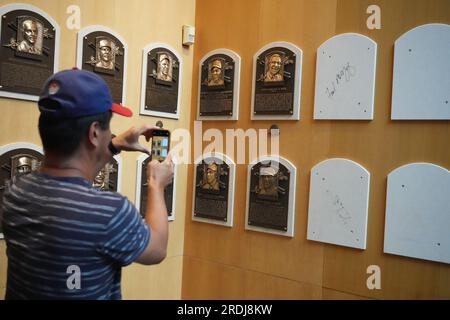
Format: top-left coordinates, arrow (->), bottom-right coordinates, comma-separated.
111,103 -> 133,117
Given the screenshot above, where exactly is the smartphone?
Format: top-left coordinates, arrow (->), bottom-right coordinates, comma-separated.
151,129 -> 170,162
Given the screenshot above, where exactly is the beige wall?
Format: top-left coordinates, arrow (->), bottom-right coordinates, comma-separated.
0,0 -> 196,299
182,0 -> 450,300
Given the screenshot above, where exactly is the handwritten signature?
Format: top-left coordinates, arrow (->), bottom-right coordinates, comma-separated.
325,62 -> 356,99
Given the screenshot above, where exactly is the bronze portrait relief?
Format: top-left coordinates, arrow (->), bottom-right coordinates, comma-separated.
92,161 -> 118,191
207,58 -> 225,87
95,37 -> 115,70
264,53 -> 284,82
156,53 -> 173,82
194,159 -> 230,222
248,160 -> 291,231
16,17 -> 43,55
199,53 -> 236,117
0,7 -> 57,98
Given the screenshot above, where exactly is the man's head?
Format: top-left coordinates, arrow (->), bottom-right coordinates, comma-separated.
98,38 -> 113,63
159,55 -> 170,76
22,19 -> 38,45
260,166 -> 277,190
268,53 -> 282,75
16,157 -> 32,175
206,162 -> 219,185
93,167 -> 107,189
37,69 -> 132,160
210,59 -> 222,81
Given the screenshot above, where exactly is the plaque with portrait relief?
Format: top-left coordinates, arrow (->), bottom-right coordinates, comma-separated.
251,42 -> 302,120
0,4 -> 60,101
77,26 -> 127,105
0,143 -> 44,239
192,153 -> 235,227
92,155 -> 121,192
197,49 -> 241,121
245,156 -> 297,237
135,154 -> 176,221
140,43 -> 181,119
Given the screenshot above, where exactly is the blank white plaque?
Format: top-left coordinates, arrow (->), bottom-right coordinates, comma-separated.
384,163 -> 450,264
307,158 -> 370,249
391,24 -> 450,120
314,33 -> 377,120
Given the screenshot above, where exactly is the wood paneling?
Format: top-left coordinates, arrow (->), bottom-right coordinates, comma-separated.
0,241 -> 6,289
182,256 -> 322,300
183,0 -> 450,300
322,288 -> 369,300
322,0 -> 450,300
0,0 -> 195,300
183,0 -> 338,291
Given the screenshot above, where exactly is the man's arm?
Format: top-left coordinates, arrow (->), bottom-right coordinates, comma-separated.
135,155 -> 173,265
109,124 -> 174,265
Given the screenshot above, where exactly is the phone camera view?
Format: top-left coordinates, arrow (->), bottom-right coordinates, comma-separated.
152,136 -> 169,162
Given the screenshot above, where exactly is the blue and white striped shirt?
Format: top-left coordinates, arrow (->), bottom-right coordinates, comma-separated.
1,172 -> 150,300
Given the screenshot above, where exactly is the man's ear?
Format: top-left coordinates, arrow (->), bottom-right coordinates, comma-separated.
87,121 -> 101,148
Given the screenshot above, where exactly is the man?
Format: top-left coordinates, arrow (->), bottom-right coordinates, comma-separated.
17,19 -> 41,55
15,156 -> 33,175
257,166 -> 278,200
96,38 -> 115,70
1,69 -> 173,299
207,59 -> 224,86
201,162 -> 220,191
264,53 -> 283,82
157,54 -> 171,81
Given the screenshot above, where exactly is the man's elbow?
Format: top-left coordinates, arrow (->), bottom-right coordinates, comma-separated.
151,249 -> 167,264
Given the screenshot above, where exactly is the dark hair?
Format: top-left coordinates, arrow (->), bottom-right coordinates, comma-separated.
38,111 -> 112,156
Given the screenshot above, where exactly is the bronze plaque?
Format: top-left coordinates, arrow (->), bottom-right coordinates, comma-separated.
82,31 -> 124,103
139,157 -> 174,218
254,47 -> 296,115
0,148 -> 43,236
248,160 -> 290,231
0,10 -> 57,97
193,160 -> 229,221
143,48 -> 180,115
92,158 -> 119,191
199,54 -> 235,117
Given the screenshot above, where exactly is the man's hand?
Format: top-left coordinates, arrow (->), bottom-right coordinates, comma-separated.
112,125 -> 161,154
147,153 -> 174,189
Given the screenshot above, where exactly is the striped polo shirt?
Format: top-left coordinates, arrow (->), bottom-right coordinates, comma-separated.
1,172 -> 150,300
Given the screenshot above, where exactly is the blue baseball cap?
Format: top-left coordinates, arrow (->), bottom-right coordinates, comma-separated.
38,68 -> 132,119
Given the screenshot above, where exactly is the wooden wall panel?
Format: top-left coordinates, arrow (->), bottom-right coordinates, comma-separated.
182,256 -> 322,300
322,288 -> 368,300
0,0 -> 195,300
0,241 -> 6,290
183,0 -> 450,300
323,0 -> 450,300
183,0 -> 338,295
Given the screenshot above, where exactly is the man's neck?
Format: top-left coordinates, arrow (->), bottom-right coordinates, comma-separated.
40,153 -> 97,182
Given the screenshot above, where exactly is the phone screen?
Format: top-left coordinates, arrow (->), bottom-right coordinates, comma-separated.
151,131 -> 170,162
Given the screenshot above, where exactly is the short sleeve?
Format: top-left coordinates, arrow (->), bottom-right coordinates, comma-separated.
98,198 -> 150,266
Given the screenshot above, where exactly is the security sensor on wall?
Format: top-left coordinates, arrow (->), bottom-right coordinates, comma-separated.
182,25 -> 195,46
